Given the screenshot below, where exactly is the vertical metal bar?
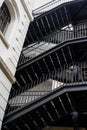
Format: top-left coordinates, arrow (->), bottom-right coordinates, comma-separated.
45,15 -> 52,33
59,9 -> 65,27
49,55 -> 56,71
81,23 -> 83,36
59,97 -> 67,114
36,111 -> 47,126
25,37 -> 30,45
51,101 -> 60,117
84,62 -> 85,82
41,17 -> 48,35
43,105 -> 54,122
64,5 -> 70,24
28,31 -> 35,43
16,80 -> 21,88
31,66 -> 39,84
63,64 -> 65,85
80,61 -> 83,82
25,70 -> 33,83
31,23 -> 39,41
67,46 -> 73,62
54,11 -> 61,29
36,21 -> 43,37
55,68 -> 60,88
43,58 -> 50,74
61,48 -> 67,65
50,13 -> 56,30
37,61 -> 44,78
55,52 -> 62,68
85,23 -> 87,36
84,23 -> 86,36
66,93 -> 74,111
20,74 -> 26,85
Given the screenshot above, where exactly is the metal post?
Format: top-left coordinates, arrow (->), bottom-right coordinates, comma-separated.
72,112 -> 79,130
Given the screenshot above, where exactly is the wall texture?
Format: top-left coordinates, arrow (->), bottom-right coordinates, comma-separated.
0,0 -> 34,129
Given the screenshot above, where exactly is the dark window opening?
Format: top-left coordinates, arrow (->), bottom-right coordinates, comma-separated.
0,2 -> 11,34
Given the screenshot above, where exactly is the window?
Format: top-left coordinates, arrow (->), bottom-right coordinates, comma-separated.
0,2 -> 11,34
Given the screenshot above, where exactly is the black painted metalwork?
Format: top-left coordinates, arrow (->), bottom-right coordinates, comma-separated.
2,0 -> 87,130
0,2 -> 11,34
24,0 -> 87,46
2,84 -> 87,129
13,37 -> 87,93
18,23 -> 87,67
4,61 -> 87,116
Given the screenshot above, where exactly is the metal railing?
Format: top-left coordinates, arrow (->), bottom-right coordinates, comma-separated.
32,0 -> 74,17
6,61 -> 87,115
18,41 -> 56,67
18,23 -> 87,67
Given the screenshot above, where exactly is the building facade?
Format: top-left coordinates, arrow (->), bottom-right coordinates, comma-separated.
1,0 -> 87,130
0,0 -> 34,129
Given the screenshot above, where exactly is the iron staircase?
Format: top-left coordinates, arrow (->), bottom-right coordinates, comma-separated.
2,0 -> 87,130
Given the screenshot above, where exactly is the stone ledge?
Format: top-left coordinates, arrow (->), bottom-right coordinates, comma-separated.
0,31 -> 9,49
0,57 -> 16,84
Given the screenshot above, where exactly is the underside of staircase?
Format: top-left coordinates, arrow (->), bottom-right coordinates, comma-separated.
2,0 -> 87,130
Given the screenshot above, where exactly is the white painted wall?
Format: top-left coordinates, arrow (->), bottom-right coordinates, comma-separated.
33,0 -> 74,16
0,0 -> 34,129
33,0 -> 52,9
33,0 -> 74,10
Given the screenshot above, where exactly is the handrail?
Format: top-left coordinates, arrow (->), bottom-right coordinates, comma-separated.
5,60 -> 87,115
32,0 -> 74,16
18,23 -> 87,67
